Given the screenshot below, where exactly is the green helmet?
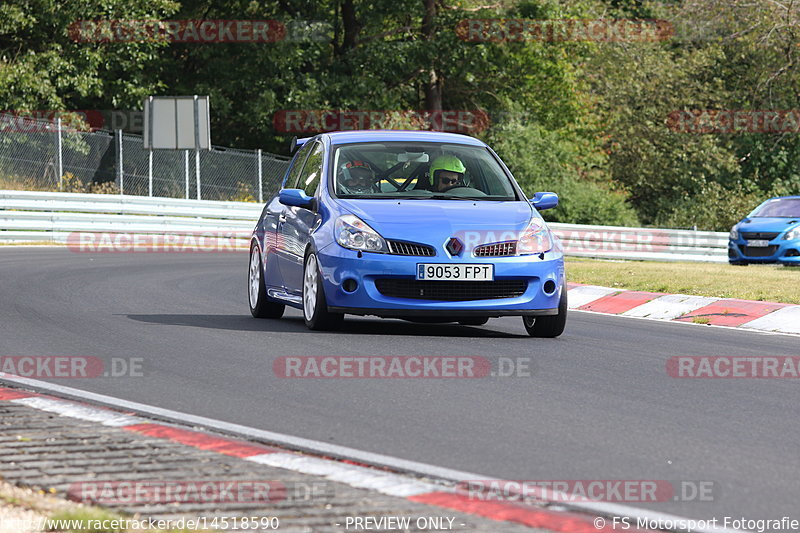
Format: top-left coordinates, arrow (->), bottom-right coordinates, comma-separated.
429,155 -> 466,186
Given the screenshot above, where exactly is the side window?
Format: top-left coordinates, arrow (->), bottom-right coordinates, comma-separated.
297,141 -> 324,196
284,142 -> 313,188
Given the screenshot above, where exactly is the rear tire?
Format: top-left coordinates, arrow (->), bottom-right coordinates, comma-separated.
523,288 -> 567,338
249,243 -> 285,319
303,252 -> 344,330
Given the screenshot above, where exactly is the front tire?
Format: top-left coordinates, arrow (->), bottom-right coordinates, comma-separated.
523,288 -> 567,338
303,252 -> 343,330
249,243 -> 285,319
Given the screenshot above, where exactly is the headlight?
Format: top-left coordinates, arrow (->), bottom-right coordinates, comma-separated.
784,225 -> 800,241
335,215 -> 388,252
729,226 -> 739,240
517,218 -> 553,255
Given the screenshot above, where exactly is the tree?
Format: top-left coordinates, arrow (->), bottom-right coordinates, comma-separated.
0,0 -> 178,114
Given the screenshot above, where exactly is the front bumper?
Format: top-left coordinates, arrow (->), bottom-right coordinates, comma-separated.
728,238 -> 800,264
315,242 -> 565,317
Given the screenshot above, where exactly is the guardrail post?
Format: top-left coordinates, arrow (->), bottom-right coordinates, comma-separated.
257,149 -> 263,203
56,118 -> 63,191
115,129 -> 124,195
193,94 -> 201,201
148,149 -> 153,197
184,150 -> 189,199
195,149 -> 201,200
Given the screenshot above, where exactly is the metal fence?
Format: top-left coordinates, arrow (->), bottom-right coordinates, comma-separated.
0,112 -> 290,202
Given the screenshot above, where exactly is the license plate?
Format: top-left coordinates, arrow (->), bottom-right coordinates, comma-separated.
416,264 -> 494,281
747,239 -> 770,247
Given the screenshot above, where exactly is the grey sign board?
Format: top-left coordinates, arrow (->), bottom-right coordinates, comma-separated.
143,96 -> 210,150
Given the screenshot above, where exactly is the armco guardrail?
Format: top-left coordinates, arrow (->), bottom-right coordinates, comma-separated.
549,222 -> 728,262
0,190 -> 260,246
0,190 -> 728,261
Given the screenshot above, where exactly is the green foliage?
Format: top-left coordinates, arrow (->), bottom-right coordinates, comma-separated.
587,0 -> 800,228
4,0 -> 800,229
486,117 -> 639,226
586,42 -> 741,223
655,181 -> 764,231
0,0 -> 178,111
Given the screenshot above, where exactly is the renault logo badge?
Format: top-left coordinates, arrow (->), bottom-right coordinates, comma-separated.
446,237 -> 464,256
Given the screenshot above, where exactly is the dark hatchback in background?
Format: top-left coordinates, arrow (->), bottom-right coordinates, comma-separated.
728,196 -> 800,265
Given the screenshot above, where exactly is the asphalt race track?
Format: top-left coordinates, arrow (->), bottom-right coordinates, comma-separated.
1,249 -> 798,526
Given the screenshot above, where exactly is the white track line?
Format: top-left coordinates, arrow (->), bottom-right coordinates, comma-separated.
0,374 -> 747,533
12,396 -> 147,426
247,453 -> 441,497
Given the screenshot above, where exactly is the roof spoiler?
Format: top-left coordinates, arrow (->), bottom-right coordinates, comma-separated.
289,136 -> 311,153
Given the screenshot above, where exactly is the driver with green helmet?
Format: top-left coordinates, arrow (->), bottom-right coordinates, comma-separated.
429,155 -> 466,192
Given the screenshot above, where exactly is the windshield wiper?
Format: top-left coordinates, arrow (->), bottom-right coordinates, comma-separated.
427,194 -> 476,200
427,195 -> 513,201
340,194 -> 427,199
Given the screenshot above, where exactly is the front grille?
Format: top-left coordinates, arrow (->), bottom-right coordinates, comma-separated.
474,241 -> 517,257
375,279 -> 527,301
741,232 -> 780,240
387,240 -> 436,257
739,245 -> 778,257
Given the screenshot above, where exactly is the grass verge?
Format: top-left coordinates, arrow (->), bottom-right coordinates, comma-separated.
565,258 -> 800,304
0,480 -> 199,532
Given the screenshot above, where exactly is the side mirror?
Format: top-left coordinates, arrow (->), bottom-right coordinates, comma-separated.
531,192 -> 558,211
279,189 -> 314,209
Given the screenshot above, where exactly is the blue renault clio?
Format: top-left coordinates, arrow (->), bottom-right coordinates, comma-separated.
728,196 -> 800,265
248,130 -> 566,336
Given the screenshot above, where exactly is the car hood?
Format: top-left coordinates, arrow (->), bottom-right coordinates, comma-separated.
737,217 -> 800,234
336,199 -> 536,246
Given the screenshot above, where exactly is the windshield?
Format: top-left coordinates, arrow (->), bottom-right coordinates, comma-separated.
751,198 -> 800,218
331,142 -> 518,201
